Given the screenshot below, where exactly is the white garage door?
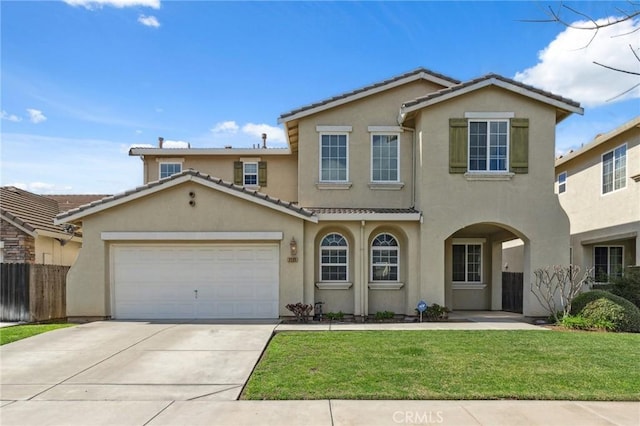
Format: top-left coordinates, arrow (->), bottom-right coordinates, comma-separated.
112,244 -> 279,319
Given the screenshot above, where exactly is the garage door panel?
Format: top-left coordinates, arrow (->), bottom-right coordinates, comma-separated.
113,244 -> 279,319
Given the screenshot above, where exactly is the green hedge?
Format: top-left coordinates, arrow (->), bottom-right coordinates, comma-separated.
571,290 -> 640,333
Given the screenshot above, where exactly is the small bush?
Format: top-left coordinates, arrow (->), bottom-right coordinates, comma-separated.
570,290 -> 640,333
608,269 -> 640,309
285,303 -> 313,323
580,299 -> 623,331
424,303 -> 450,321
560,314 -> 593,330
374,311 -> 395,320
325,311 -> 345,321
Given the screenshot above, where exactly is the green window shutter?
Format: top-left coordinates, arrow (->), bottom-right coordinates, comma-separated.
510,118 -> 529,174
258,161 -> 267,186
233,161 -> 243,185
449,118 -> 468,173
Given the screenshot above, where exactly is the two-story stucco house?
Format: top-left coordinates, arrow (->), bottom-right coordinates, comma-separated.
55,68 -> 583,320
555,116 -> 639,282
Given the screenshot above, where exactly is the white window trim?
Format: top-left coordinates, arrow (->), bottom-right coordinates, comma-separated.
367,125 -> 403,132
370,233 -> 400,283
319,233 -> 349,282
368,282 -> 405,290
452,238 -> 485,286
370,132 -> 401,184
601,143 -> 627,196
467,119 -> 510,173
593,245 -> 624,283
243,161 -> 259,187
465,112 -> 514,119
158,160 -> 184,179
318,132 -> 350,183
557,171 -> 567,194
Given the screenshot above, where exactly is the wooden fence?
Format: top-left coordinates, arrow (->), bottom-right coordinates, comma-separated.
502,271 -> 523,314
1,263 -> 68,322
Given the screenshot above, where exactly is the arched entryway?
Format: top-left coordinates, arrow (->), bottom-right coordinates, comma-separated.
444,222 -> 528,312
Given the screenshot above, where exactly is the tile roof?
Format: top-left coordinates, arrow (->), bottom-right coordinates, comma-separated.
0,186 -> 72,236
56,169 -> 316,222
401,73 -> 582,111
308,207 -> 420,215
47,194 -> 111,212
278,67 -> 460,121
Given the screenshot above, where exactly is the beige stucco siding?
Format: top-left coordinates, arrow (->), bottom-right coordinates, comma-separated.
296,80 -> 445,208
413,87 -> 571,316
557,126 -> 639,235
66,181 -> 305,318
143,154 -> 298,203
35,236 -> 80,266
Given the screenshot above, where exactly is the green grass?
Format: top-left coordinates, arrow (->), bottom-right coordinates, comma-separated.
242,330 -> 640,401
0,323 -> 74,345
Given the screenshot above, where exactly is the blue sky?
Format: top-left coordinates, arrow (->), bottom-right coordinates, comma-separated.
1,0 -> 638,194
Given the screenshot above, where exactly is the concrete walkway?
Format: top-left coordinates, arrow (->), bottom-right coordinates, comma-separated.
1,317 -> 638,426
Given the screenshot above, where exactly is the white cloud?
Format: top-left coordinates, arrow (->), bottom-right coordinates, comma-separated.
242,123 -> 286,145
211,120 -> 239,134
26,109 -> 47,124
1,110 -> 21,122
515,16 -> 640,107
8,182 -> 73,194
163,140 -> 190,148
63,0 -> 160,10
138,15 -> 160,28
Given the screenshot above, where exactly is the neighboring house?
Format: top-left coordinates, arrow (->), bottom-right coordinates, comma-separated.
555,116 -> 640,283
55,67 -> 583,320
0,187 -> 105,265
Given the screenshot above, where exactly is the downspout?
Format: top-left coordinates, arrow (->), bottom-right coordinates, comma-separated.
361,220 -> 367,320
400,126 -> 416,208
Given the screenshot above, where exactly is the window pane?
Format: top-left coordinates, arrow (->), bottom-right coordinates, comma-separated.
610,247 -> 623,279
467,244 -> 482,282
371,134 -> 398,182
469,122 -> 487,171
321,134 -> 348,182
452,245 -> 466,281
602,151 -> 614,193
594,247 -> 609,281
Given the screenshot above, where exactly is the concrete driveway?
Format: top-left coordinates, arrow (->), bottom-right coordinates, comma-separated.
0,321 -> 276,424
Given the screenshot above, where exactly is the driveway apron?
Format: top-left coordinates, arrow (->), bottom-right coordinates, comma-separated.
0,321 -> 275,425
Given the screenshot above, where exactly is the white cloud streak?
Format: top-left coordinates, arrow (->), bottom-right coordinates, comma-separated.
1,110 -> 22,122
8,182 -> 73,194
242,123 -> 286,144
211,120 -> 239,134
515,16 -> 640,107
162,140 -> 190,148
138,15 -> 160,28
26,109 -> 47,124
63,0 -> 160,10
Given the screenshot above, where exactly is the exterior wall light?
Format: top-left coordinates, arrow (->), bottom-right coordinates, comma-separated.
290,237 -> 298,257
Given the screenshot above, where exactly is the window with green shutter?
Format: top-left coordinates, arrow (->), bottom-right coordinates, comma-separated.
449,118 -> 468,173
258,161 -> 267,186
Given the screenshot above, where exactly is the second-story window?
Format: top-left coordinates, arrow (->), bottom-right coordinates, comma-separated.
371,134 -> 399,182
159,162 -> 182,179
469,120 -> 509,172
243,162 -> 258,186
320,134 -> 348,182
602,144 -> 626,194
557,171 -> 567,194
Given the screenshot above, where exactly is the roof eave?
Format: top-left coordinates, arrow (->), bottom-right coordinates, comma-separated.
129,147 -> 292,157
400,78 -> 583,122
316,212 -> 421,222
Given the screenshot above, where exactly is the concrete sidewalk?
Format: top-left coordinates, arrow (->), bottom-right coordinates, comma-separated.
2,317 -> 638,426
1,399 -> 638,425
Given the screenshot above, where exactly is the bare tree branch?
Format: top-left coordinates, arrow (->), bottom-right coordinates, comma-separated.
593,61 -> 640,75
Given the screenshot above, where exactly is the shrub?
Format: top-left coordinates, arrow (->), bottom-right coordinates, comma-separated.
425,303 -> 450,321
325,311 -> 345,321
580,299 -> 623,331
560,314 -> 593,330
374,311 -> 395,320
570,290 -> 640,333
608,269 -> 640,309
285,303 -> 313,323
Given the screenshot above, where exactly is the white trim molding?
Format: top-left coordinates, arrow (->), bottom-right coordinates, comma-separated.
367,125 -> 403,132
101,231 -> 284,241
464,172 -> 515,181
316,125 -> 352,132
316,182 -> 353,190
315,282 -> 353,290
368,282 -> 404,290
464,112 -> 515,119
368,182 -> 405,190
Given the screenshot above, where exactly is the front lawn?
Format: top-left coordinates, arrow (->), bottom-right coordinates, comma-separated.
242,330 -> 640,400
0,323 -> 74,345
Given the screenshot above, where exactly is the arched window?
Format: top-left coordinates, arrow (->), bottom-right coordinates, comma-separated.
371,234 -> 399,281
320,233 -> 348,281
